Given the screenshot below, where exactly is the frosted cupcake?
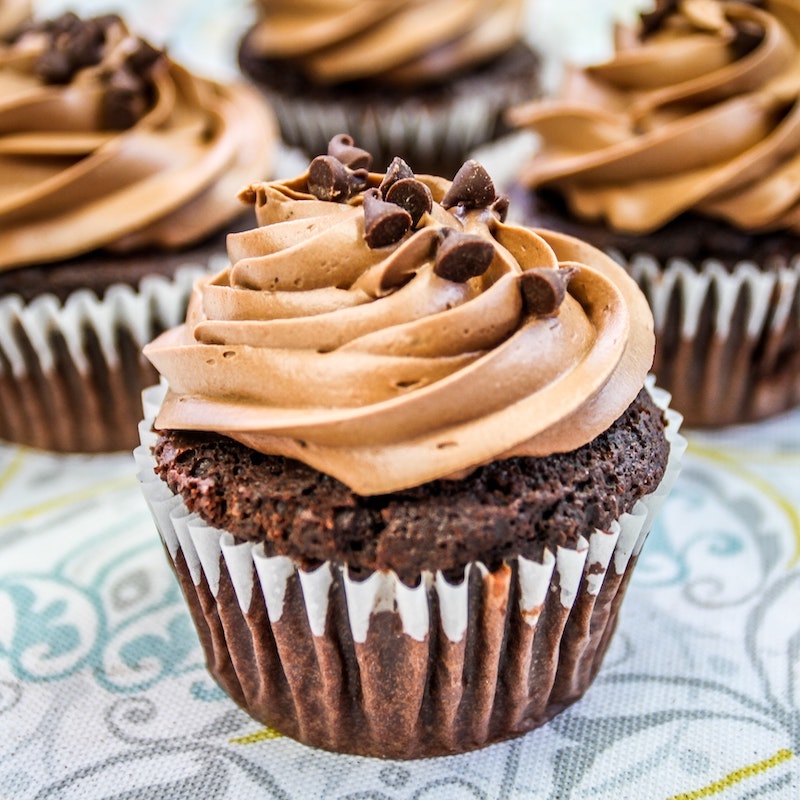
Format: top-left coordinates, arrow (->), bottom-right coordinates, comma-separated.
237,0 -> 541,177
508,0 -> 800,427
136,138 -> 684,758
0,11 -> 277,452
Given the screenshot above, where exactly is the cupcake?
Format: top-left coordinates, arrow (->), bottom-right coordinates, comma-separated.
237,0 -> 541,177
507,0 -> 800,427
135,138 -> 685,758
0,11 -> 277,453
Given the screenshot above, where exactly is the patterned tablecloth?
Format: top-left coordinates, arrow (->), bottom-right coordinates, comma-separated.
3,1 -> 800,798
2,409 -> 799,800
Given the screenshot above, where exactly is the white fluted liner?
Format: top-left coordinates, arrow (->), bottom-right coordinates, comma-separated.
136,380 -> 684,644
261,70 -> 534,177
619,252 -> 800,427
0,261 -> 223,453
0,265 -> 212,379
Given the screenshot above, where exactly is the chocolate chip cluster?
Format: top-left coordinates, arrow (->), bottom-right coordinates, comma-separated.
641,0 -> 765,55
305,136 -> 575,311
13,12 -> 163,130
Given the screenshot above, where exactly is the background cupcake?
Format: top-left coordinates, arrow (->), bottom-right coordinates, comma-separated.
237,0 -> 541,177
507,0 -> 800,428
136,140 -> 684,758
0,10 -> 277,453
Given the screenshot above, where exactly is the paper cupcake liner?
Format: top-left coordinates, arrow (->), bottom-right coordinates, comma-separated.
0,261 -> 220,453
620,252 -> 800,428
135,379 -> 685,758
263,76 -> 535,178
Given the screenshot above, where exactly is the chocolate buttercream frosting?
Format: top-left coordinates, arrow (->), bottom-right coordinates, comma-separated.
509,0 -> 800,235
242,0 -> 526,87
145,138 -> 656,495
0,12 -> 276,271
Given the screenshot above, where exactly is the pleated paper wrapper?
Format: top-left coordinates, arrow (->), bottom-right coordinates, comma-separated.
135,378 -> 685,759
625,253 -> 800,428
0,261 -> 218,453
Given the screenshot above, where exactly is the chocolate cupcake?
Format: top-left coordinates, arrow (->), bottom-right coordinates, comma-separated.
507,0 -> 800,428
0,11 -> 277,452
237,0 -> 541,177
135,139 -> 684,758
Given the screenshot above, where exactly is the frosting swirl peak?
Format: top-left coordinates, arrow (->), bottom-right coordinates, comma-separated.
145,142 -> 655,494
509,0 -> 800,234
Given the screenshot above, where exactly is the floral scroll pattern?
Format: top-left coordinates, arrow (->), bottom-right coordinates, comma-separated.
1,412 -> 799,800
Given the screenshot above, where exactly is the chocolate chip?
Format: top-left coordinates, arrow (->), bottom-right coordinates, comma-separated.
433,228 -> 495,282
519,266 -> 577,316
308,155 -> 366,202
731,19 -> 765,59
378,156 -> 415,195
363,188 -> 412,248
491,195 -> 510,223
34,49 -> 74,84
100,67 -> 148,129
385,178 -> 433,227
441,160 -> 497,209
327,134 -> 373,171
639,0 -> 678,38
126,38 -> 163,75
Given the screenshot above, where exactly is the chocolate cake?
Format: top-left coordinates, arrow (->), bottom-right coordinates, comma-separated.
153,388 -> 669,585
136,138 -> 684,758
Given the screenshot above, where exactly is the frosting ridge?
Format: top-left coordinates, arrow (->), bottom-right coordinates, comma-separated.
0,12 -> 277,271
145,144 -> 655,494
509,0 -> 800,234
245,0 -> 525,86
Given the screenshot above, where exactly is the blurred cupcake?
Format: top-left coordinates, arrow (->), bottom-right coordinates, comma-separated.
507,0 -> 800,427
135,138 -> 684,758
0,0 -> 28,37
237,0 -> 541,177
0,11 -> 277,452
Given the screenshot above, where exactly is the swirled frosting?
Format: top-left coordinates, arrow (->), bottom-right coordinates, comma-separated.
509,0 -> 800,234
0,12 -> 276,272
244,0 -> 525,86
144,144 -> 655,495
0,0 -> 29,39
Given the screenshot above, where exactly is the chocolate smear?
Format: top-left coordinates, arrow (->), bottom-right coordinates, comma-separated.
363,188 -> 412,248
379,156 -> 415,195
385,178 -> 433,227
441,160 -> 496,209
328,133 -> 373,171
308,155 -> 366,202
434,228 -> 495,283
519,266 -> 577,316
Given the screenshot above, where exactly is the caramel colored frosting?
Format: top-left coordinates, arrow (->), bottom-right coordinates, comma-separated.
0,0 -> 29,39
245,0 -> 525,86
509,0 -> 800,234
0,12 -> 276,271
145,139 -> 655,495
